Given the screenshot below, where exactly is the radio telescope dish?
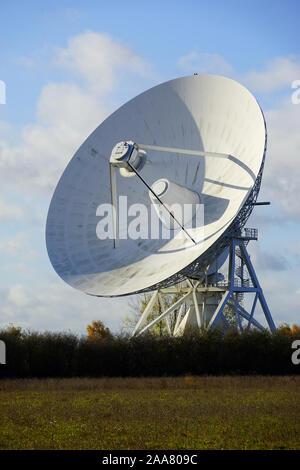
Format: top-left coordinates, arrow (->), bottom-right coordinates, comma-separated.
46,75 -> 266,298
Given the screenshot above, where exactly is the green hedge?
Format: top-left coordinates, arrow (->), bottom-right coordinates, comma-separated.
0,328 -> 299,378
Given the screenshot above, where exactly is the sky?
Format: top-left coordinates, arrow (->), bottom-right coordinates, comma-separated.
0,0 -> 300,334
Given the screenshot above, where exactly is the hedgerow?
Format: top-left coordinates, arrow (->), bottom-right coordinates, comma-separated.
0,325 -> 299,378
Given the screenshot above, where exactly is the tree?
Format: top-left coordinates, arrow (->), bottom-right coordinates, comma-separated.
2,323 -> 23,338
291,324 -> 300,335
87,320 -> 112,341
277,323 -> 300,336
223,300 -> 245,329
122,292 -> 183,336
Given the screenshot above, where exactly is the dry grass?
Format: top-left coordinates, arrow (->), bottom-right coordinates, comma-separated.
0,376 -> 299,450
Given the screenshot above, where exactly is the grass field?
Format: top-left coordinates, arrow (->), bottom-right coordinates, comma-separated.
0,376 -> 299,450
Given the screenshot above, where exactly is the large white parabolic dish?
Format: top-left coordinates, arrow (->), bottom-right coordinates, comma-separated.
46,75 -> 266,297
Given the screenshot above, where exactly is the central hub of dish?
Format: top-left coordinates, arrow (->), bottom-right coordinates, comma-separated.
110,141 -> 146,177
110,141 -> 133,164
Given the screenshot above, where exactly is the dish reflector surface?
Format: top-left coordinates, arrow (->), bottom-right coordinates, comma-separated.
46,75 -> 266,296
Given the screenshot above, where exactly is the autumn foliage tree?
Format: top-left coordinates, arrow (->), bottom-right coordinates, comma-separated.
87,320 -> 112,341
277,323 -> 300,336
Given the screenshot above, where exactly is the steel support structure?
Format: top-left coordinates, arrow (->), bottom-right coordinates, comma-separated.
131,229 -> 276,337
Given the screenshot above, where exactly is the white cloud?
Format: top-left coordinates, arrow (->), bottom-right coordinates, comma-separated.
0,280 -> 129,333
177,51 -> 234,77
0,31 -> 153,193
262,100 -> 300,219
0,83 -> 106,192
0,233 -> 37,260
250,244 -> 289,272
56,30 -> 152,96
0,197 -> 24,221
258,273 -> 300,326
0,121 -> 13,140
244,56 -> 300,93
4,263 -> 28,275
8,285 -> 31,308
0,30 -> 152,334
237,241 -> 300,326
178,53 -> 300,95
